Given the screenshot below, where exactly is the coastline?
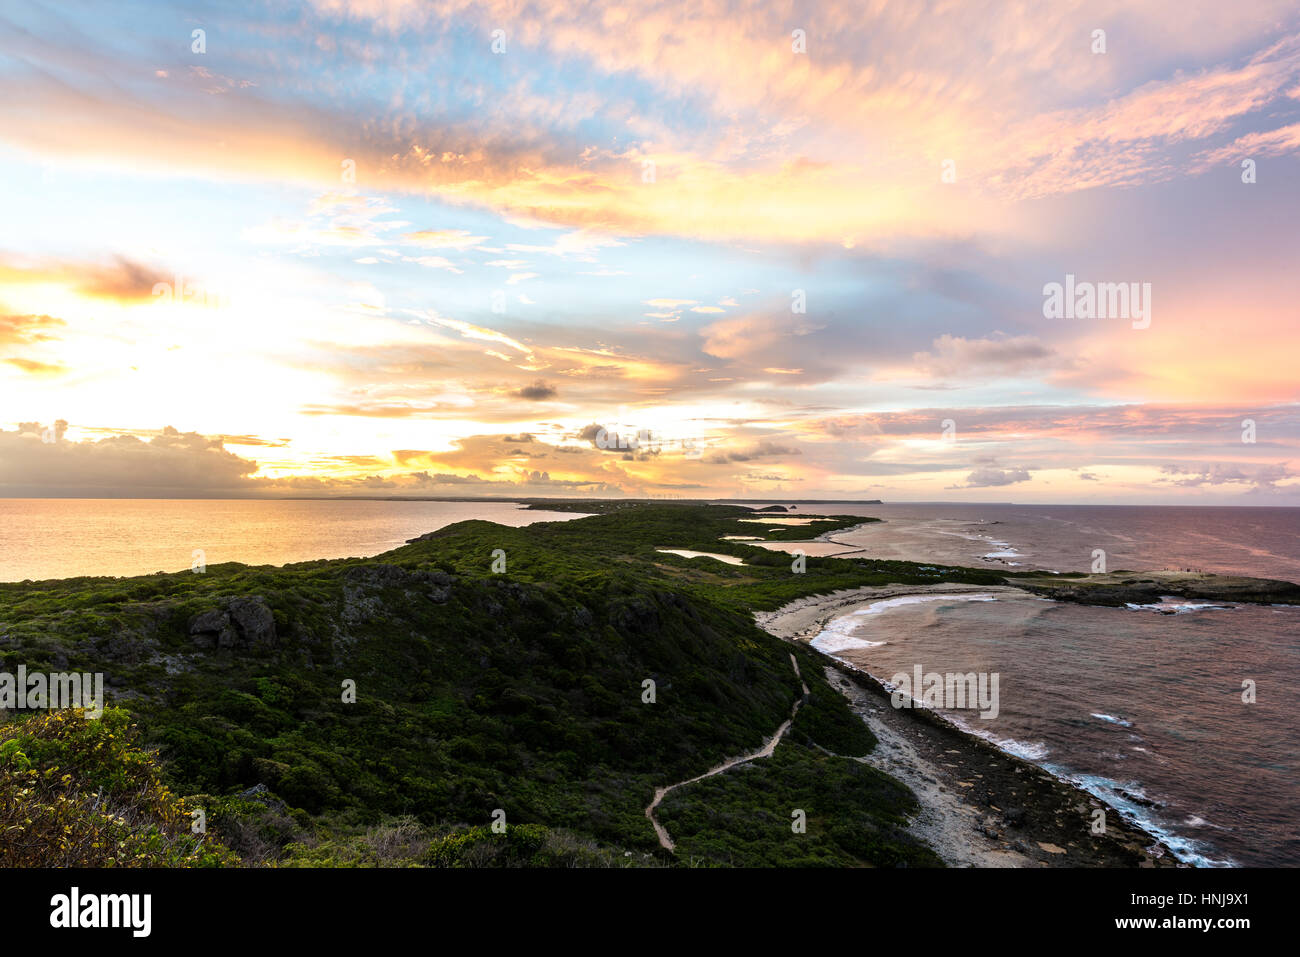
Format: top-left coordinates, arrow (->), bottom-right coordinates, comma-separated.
756,585 -> 1186,868
11,501 -> 1288,867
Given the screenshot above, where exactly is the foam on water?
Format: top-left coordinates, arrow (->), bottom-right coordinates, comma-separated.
1125,597 -> 1230,614
809,593 -> 998,655
1091,712 -> 1134,727
955,722 -> 1052,761
807,585 -> 1297,865
1044,767 -> 1237,868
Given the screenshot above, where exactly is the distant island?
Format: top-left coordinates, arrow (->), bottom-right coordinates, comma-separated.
273,496 -> 886,506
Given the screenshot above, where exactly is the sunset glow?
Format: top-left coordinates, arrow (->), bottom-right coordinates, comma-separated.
2,1 -> 1298,502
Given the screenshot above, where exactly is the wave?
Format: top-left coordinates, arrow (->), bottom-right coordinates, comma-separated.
1043,767 -> 1236,868
812,635 -> 889,654
1091,712 -> 1134,727
955,722 -> 1051,761
807,649 -> 1239,865
1125,598 -> 1230,614
809,593 -> 998,655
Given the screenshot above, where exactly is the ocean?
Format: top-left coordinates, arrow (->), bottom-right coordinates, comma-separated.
779,503 -> 1300,867
0,498 -> 591,582
730,501 -> 1300,581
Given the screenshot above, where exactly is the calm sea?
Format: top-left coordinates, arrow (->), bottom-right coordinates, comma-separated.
0,498 -> 590,582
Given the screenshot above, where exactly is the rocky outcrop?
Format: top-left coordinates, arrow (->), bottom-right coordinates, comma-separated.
343,563 -> 453,598
188,596 -> 277,651
1014,571 -> 1300,607
340,564 -> 455,625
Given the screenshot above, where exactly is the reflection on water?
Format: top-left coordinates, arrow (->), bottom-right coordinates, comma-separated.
0,498 -> 590,581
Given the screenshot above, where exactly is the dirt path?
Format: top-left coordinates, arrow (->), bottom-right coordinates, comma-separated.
645,654 -> 808,852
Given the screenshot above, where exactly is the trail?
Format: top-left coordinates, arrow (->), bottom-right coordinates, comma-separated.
645,654 -> 809,852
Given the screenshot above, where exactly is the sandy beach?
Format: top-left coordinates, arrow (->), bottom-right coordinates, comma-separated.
754,581 -> 1034,643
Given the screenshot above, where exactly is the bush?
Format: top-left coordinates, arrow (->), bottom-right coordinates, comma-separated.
424,823 -> 635,868
0,707 -> 236,867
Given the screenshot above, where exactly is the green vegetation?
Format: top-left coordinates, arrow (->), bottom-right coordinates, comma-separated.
656,742 -> 942,867
276,819 -> 647,868
0,707 -> 236,866
0,503 -> 1012,867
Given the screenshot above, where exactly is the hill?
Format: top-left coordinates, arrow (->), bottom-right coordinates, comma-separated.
1,504 -> 976,866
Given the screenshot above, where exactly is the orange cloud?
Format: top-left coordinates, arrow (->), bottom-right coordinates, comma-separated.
3,357 -> 67,375
0,256 -> 171,303
0,313 -> 65,345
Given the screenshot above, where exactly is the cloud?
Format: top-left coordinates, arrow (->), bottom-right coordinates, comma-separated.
702,441 -> 802,464
990,33 -> 1300,199
406,470 -> 490,485
513,379 -> 558,401
0,313 -> 64,345
405,256 -> 463,273
912,334 -> 1058,379
1193,121 -> 1300,170
4,3 -> 1300,506
950,456 -> 1035,488
576,423 -> 607,447
959,466 -> 1032,487
1159,462 -> 1293,490
80,257 -> 174,302
219,434 -> 291,448
5,1 -> 1300,251
423,315 -> 533,356
0,424 -> 261,494
403,229 -> 488,249
3,357 -> 67,375
0,255 -> 171,303
701,314 -> 807,361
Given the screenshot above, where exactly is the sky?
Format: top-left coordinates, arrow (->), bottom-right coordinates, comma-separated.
1,0 -> 1298,503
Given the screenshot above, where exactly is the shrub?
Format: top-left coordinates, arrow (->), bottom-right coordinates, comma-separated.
0,707 -> 237,867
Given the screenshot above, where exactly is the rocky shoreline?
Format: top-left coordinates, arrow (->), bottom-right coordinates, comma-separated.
756,585 -> 1185,868
1012,569 -> 1300,606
